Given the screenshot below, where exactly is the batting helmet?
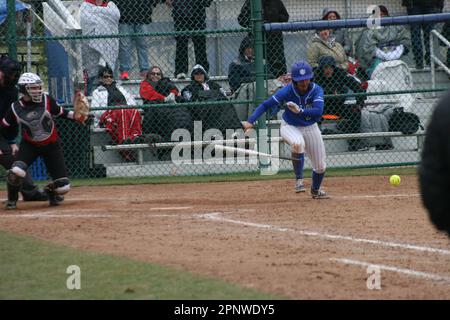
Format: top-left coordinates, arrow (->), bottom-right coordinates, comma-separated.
18,72 -> 43,103
291,61 -> 314,82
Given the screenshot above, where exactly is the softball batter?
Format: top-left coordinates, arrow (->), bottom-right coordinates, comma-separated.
243,60 -> 329,199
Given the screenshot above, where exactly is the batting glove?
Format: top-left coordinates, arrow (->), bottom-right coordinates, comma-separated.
286,101 -> 303,114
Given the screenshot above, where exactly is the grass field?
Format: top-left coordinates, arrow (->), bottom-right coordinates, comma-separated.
0,231 -> 279,300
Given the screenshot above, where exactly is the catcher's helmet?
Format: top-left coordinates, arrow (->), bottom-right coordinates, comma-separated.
18,72 -> 43,103
291,60 -> 314,81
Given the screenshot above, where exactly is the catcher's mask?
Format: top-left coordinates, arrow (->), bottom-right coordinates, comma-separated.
18,72 -> 43,103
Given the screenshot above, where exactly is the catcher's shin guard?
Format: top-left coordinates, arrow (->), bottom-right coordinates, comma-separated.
6,167 -> 25,208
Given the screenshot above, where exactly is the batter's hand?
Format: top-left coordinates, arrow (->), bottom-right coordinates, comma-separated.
286,101 -> 303,114
242,121 -> 254,134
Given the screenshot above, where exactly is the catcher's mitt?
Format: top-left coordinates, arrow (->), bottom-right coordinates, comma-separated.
73,90 -> 90,124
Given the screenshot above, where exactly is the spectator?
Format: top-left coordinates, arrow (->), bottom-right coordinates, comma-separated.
165,0 -> 212,79
228,36 -> 255,94
314,56 -> 367,151
355,5 -> 409,79
140,66 -> 181,104
402,0 -> 444,69
181,64 -> 228,102
115,0 -> 160,80
321,8 -> 353,57
80,0 -> 120,95
307,28 -> 348,71
0,55 -> 48,202
91,66 -> 143,161
181,64 -> 241,134
238,0 -> 289,78
140,66 -> 192,147
419,89 -> 450,236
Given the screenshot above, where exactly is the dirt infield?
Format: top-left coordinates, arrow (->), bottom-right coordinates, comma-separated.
1,175 -> 450,299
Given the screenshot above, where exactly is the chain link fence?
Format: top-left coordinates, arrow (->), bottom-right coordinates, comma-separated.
1,0 -> 450,180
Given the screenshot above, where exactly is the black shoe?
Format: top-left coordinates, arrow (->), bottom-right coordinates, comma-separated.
22,189 -> 49,202
4,200 -> 17,210
44,188 -> 60,206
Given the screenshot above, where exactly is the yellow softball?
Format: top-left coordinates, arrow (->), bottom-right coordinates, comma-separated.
389,175 -> 401,186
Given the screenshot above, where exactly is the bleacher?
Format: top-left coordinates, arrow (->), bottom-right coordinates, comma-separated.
87,64 -> 447,178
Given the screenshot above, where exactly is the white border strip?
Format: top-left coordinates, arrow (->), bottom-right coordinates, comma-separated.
331,258 -> 450,283
200,213 -> 450,256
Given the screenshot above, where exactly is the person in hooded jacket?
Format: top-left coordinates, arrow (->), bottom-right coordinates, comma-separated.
228,36 -> 255,94
181,64 -> 241,134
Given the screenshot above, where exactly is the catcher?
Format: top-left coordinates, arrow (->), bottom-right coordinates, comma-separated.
1,72 -> 89,209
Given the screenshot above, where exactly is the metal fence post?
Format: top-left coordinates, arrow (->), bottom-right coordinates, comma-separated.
251,0 -> 270,169
6,0 -> 18,59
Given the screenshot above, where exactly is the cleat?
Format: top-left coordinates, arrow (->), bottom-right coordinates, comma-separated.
311,189 -> 330,199
295,179 -> 306,193
44,187 -> 60,206
4,200 -> 17,210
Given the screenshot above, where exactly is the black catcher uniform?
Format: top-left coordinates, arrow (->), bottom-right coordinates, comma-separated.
1,73 -> 82,209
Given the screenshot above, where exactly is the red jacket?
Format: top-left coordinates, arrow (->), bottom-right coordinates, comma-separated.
100,108 -> 142,144
139,81 -> 179,102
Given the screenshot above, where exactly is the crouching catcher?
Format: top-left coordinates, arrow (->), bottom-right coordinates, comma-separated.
1,73 -> 88,209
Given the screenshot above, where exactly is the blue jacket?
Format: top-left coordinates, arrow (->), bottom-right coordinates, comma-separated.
248,82 -> 325,127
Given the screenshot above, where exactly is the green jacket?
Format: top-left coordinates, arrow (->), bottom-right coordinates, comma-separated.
355,25 -> 410,70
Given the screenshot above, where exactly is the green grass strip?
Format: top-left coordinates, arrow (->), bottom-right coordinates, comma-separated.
68,166 -> 419,187
0,231 -> 279,300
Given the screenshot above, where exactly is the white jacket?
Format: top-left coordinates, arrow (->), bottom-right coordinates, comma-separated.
91,84 -> 137,127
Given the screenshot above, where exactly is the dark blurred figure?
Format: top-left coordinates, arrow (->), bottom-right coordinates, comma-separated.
419,89 -> 450,236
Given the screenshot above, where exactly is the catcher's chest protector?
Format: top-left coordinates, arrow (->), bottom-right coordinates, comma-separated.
12,95 -> 54,142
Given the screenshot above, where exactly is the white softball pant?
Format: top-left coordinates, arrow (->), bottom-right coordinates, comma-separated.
280,121 -> 326,173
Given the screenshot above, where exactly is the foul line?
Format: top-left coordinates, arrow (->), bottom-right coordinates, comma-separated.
331,258 -> 450,284
199,212 -> 450,256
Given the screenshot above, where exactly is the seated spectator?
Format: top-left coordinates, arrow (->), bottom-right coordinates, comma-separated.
228,36 -> 255,94
140,66 -> 193,146
181,64 -> 242,135
140,66 -> 182,104
80,0 -> 120,95
307,28 -> 348,71
91,66 -> 143,161
314,56 -> 367,151
355,5 -> 410,80
322,8 -> 353,57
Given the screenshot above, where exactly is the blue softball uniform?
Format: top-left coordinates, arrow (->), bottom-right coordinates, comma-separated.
247,82 -> 325,126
